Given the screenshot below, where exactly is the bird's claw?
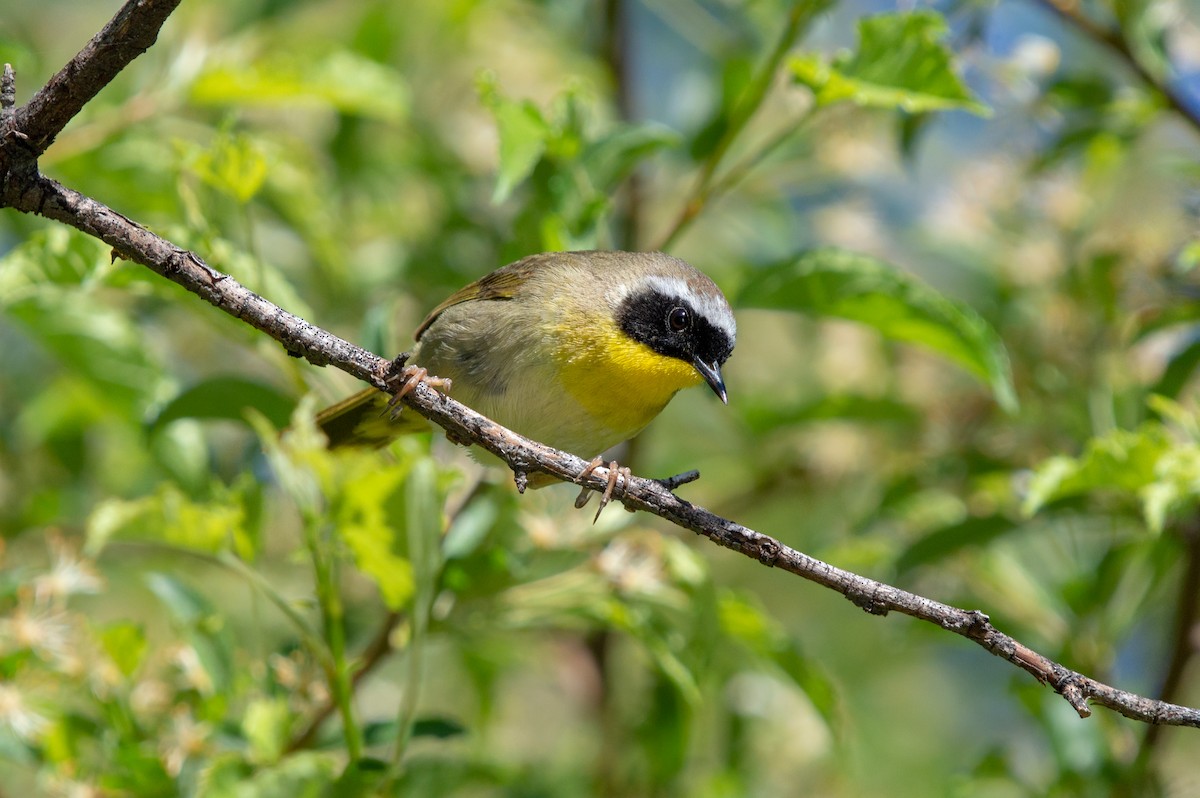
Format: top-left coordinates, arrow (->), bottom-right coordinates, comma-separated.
385,364 -> 451,419
575,456 -> 631,523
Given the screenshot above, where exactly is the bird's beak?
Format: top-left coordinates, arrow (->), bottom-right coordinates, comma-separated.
692,357 -> 728,404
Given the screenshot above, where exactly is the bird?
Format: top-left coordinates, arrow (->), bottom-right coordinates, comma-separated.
316,250 -> 736,515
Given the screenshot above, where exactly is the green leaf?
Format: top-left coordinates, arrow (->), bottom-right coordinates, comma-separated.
85,483 -> 252,557
190,51 -> 409,121
178,132 -> 269,204
360,717 -> 465,746
1151,338 -> 1200,400
150,376 -> 297,432
1143,445 -> 1200,533
103,744 -> 173,796
442,497 -> 498,560
205,751 -> 338,798
99,622 -> 147,678
1020,422 -> 1200,532
739,394 -> 917,435
327,757 -> 388,798
0,227 -> 112,296
738,249 -> 1016,411
482,87 -> 550,203
144,572 -> 215,627
403,457 -> 447,616
790,11 -> 989,116
582,122 -> 680,190
242,697 -> 292,765
895,515 -> 1015,573
6,290 -> 164,408
337,461 -> 417,611
144,572 -> 235,695
689,55 -> 754,160
1023,427 -> 1169,514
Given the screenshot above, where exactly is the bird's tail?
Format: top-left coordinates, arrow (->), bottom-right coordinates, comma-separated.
316,388 -> 430,448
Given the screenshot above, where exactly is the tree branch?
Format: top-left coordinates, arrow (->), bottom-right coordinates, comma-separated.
2,0 -> 1199,733
8,0 -> 182,156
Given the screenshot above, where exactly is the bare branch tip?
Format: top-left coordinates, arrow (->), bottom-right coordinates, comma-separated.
1,64 -> 15,112
656,469 -> 701,491
1061,681 -> 1091,718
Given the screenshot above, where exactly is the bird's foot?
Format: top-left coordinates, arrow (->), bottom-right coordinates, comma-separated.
385,363 -> 452,419
574,456 -> 632,523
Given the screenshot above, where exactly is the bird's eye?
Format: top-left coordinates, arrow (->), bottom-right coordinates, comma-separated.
668,306 -> 690,332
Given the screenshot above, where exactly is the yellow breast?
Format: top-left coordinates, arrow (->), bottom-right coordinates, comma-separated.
550,315 -> 702,439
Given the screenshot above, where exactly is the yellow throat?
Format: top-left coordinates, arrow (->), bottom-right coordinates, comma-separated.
551,315 -> 703,436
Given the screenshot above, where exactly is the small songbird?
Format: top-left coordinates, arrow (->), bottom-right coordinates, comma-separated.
316,250 -> 736,510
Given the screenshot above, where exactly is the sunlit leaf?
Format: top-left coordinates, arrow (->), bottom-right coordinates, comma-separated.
790,11 -> 989,115
251,397 -> 331,517
190,51 -> 409,121
242,697 -> 291,765
1022,420 -> 1200,532
1023,426 -> 1168,514
206,751 -> 338,797
1143,445 -> 1200,533
739,249 -> 1016,411
479,78 -> 551,203
99,622 -> 147,678
337,462 -> 417,611
85,483 -> 251,557
178,132 -> 269,204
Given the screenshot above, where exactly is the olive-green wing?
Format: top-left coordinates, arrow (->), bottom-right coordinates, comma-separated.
320,254 -> 553,448
316,387 -> 429,448
413,254 -> 551,340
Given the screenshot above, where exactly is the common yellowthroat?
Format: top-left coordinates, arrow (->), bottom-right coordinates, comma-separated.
317,250 -> 735,500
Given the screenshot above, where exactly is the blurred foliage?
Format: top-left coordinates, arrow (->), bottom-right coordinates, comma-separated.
2,0 -> 1200,796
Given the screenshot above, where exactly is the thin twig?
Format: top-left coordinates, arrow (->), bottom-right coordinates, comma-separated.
704,107 -> 816,202
285,476 -> 488,753
285,610 -> 403,753
2,0 -> 1200,732
655,0 -> 830,251
1034,0 -> 1200,136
